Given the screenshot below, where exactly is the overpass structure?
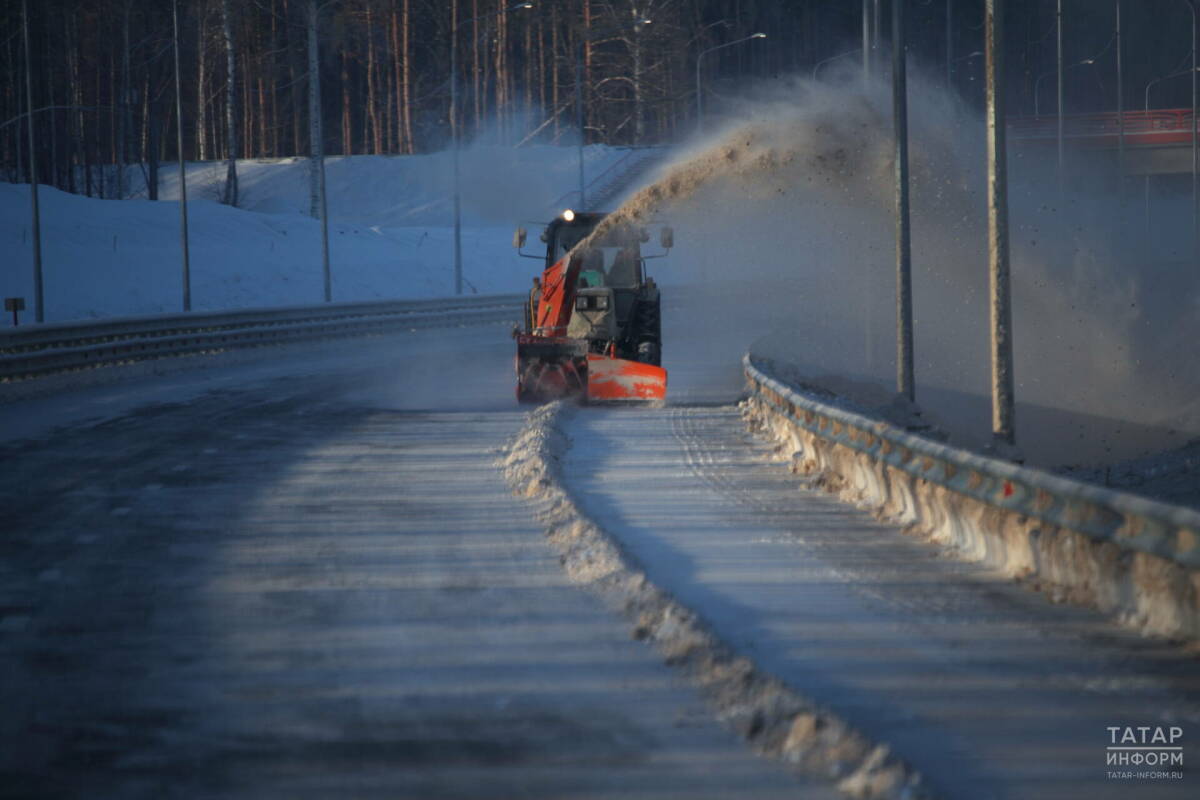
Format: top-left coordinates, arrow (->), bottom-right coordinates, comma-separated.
1009,108 -> 1196,175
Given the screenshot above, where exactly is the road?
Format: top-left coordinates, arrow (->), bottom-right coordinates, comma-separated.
563,403 -> 1200,799
2,307 -> 1197,799
0,323 -> 825,799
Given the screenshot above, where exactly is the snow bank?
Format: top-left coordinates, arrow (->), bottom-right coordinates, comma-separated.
1,145 -> 625,323
0,183 -> 521,321
2,143 -> 628,321
500,402 -> 929,800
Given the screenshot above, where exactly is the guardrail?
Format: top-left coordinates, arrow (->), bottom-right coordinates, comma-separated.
743,354 -> 1200,639
0,294 -> 524,382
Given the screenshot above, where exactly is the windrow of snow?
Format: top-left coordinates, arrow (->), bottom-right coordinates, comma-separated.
499,402 -> 931,800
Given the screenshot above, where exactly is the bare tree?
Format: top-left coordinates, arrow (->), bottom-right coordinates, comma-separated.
220,0 -> 238,206
196,0 -> 210,160
116,0 -> 133,198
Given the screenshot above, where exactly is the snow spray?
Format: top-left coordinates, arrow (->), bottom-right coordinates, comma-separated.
582,75 -> 1199,466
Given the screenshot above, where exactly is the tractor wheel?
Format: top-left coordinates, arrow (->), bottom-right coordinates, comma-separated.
633,296 -> 661,365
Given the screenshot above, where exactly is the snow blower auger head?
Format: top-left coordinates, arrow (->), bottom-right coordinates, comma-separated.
513,210 -> 672,404
515,335 -> 589,403
515,336 -> 667,403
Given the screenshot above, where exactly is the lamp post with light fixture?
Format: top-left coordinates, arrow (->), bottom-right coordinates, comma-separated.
811,48 -> 859,82
695,32 -> 766,134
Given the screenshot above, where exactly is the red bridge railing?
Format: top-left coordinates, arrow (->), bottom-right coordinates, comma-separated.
1008,108 -> 1196,147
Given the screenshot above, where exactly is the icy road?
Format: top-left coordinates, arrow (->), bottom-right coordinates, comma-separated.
0,324 -> 819,799
0,314 -> 1197,799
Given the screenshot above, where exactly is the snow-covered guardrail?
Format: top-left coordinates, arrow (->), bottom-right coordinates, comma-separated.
0,294 -> 523,382
743,354 -> 1200,640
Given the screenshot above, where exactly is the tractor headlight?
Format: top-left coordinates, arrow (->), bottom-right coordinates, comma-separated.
575,295 -> 610,311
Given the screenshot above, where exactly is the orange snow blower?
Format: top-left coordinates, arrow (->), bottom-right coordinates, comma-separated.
513,210 -> 673,403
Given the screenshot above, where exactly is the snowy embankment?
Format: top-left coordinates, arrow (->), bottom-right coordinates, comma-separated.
1,145 -> 621,323
500,402 -> 928,800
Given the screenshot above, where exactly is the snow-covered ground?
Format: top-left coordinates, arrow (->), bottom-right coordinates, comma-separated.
1,145 -> 624,322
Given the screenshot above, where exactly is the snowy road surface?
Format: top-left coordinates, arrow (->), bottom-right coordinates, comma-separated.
2,309 -> 1198,799
563,404 -> 1200,799
0,326 -> 827,798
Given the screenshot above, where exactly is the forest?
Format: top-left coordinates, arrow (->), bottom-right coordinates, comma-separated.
1,0 -> 1195,204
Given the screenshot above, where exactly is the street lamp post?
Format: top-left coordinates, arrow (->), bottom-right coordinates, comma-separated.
811,48 -> 860,82
950,49 -> 984,85
1056,0 -> 1064,191
894,0 -> 914,403
695,32 -> 766,134
986,0 -> 1016,450
864,0 -> 872,84
1033,58 -> 1095,118
173,0 -> 191,312
1116,0 -> 1124,181
450,2 -> 532,296
946,0 -> 953,90
1184,0 -> 1198,262
21,0 -> 42,323
576,18 -> 653,208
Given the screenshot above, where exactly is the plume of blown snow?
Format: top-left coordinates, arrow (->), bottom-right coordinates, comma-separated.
590,73 -> 1198,466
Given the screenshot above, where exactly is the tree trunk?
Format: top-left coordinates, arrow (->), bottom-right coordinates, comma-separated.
257,75 -> 267,157
117,3 -> 131,198
48,33 -> 59,190
495,0 -> 507,141
340,50 -> 351,154
14,28 -> 24,184
385,4 -> 396,152
551,5 -> 559,139
285,0 -> 303,155
471,0 -> 480,131
270,0 -> 280,157
148,101 -> 160,200
390,0 -> 412,154
221,0 -> 239,206
197,2 -> 209,160
65,13 -> 78,194
537,17 -> 545,129
524,13 -> 533,123
632,31 -> 644,143
243,51 -> 253,158
402,0 -> 413,152
139,73 -> 150,176
366,3 -> 381,154
307,0 -> 323,218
